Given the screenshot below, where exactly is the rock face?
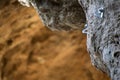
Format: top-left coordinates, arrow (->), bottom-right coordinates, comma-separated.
25,0 -> 120,80
30,0 -> 86,31
78,0 -> 120,80
0,0 -> 110,80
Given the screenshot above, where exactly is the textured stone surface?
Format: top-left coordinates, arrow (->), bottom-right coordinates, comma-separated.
78,0 -> 120,80
0,0 -> 110,80
30,0 -> 86,31
26,0 -> 120,80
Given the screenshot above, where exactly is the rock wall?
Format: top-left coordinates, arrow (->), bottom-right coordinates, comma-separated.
0,0 -> 110,80
78,0 -> 120,80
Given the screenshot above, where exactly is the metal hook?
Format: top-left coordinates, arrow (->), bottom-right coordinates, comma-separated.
95,7 -> 104,18
82,24 -> 88,34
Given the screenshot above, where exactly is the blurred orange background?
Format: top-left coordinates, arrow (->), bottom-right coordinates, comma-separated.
0,0 -> 110,80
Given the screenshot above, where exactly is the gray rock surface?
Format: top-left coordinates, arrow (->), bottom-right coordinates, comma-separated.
78,0 -> 120,80
18,0 -> 120,80
30,0 -> 86,31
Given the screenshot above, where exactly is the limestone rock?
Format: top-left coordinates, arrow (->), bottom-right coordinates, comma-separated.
30,0 -> 86,31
